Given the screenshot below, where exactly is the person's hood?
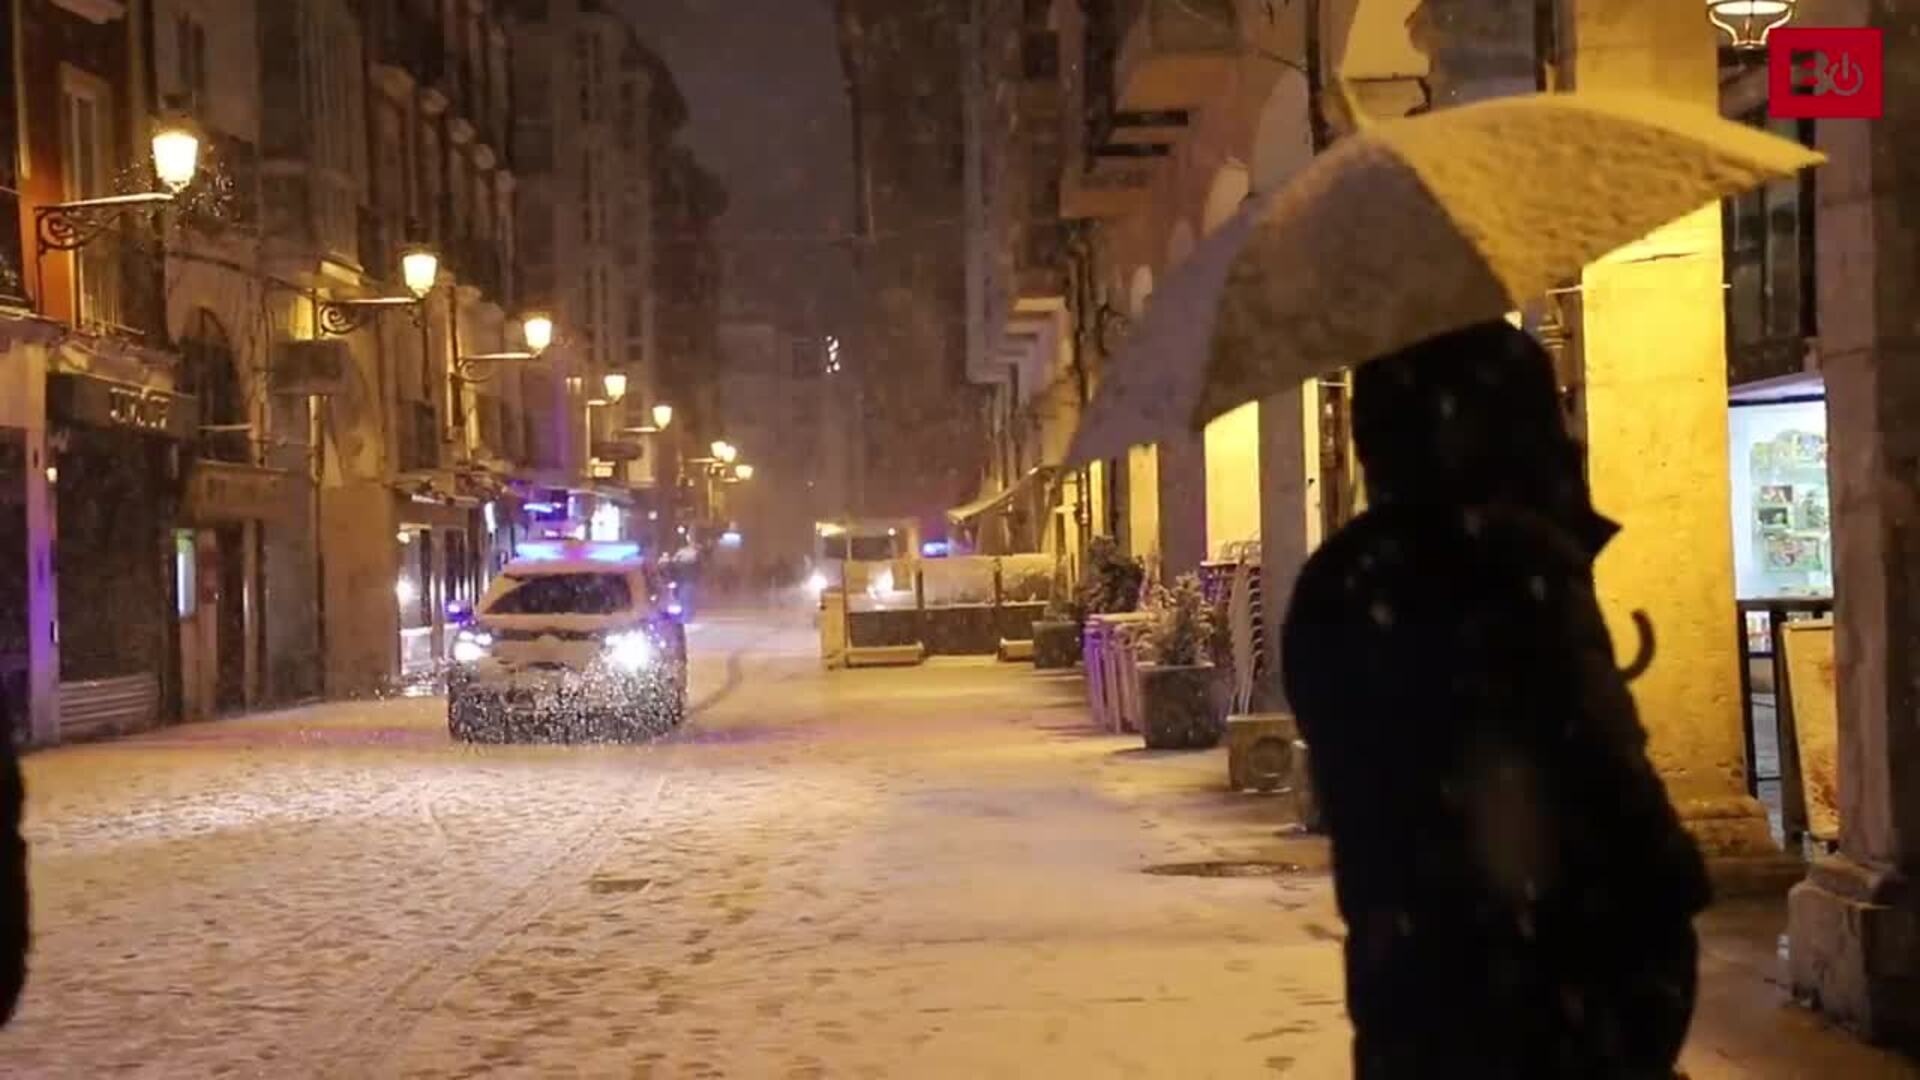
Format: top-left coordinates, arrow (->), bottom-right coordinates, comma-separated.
1351,320 -> 1619,557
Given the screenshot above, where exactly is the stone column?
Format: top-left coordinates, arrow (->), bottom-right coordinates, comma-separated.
1259,383 -> 1317,707
1569,0 -> 1789,878
1788,1 -> 1920,1044
1157,429 -> 1208,577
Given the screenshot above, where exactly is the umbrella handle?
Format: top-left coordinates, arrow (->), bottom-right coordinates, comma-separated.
1620,610 -> 1656,682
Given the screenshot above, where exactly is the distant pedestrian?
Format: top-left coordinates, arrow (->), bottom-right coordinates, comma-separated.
1,691 -> 27,1025
1281,321 -> 1708,1079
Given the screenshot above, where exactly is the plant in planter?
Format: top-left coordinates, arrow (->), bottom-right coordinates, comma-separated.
1032,591 -> 1084,670
1077,536 -> 1145,616
1134,574 -> 1231,750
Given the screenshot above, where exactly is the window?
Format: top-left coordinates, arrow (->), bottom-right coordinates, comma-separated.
60,69 -> 118,331
487,573 -> 633,616
175,15 -> 209,107
1723,113 -> 1815,385
583,265 -> 599,339
174,531 -> 197,620
575,31 -> 601,123
620,81 -> 638,149
580,148 -> 594,241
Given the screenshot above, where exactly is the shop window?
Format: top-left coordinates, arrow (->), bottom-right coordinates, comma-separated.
1724,113 -> 1815,386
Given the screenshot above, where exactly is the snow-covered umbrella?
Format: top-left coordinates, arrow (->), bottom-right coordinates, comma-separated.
1065,91 -> 1824,466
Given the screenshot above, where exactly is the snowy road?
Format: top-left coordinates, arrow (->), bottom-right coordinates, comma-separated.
0,614 -> 1350,1078
5,614 -> 1911,1078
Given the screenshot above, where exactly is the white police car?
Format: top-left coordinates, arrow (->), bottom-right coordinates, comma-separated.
447,541 -> 689,743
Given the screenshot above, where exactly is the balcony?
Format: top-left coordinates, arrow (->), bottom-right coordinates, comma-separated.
1106,109 -> 1190,147
1114,0 -> 1240,112
1061,145 -> 1162,220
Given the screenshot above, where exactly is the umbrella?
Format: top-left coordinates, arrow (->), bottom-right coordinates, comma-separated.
1065,91 -> 1824,466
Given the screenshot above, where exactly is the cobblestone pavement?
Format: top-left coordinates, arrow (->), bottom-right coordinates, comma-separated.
0,614 -> 1910,1078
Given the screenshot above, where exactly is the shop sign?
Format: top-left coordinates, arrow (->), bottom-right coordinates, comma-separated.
184,461 -> 299,525
49,373 -> 196,441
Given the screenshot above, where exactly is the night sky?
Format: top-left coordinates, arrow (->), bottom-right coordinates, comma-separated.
620,0 -> 857,333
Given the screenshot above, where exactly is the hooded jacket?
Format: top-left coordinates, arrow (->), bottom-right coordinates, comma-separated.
1281,321 -> 1709,1078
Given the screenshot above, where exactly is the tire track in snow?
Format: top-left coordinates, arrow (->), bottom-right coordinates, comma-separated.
685,623 -> 780,719
306,770 -> 676,1078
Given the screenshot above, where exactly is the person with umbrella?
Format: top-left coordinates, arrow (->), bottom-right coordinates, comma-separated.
1062,91 -> 1827,1079
1280,320 -> 1709,1077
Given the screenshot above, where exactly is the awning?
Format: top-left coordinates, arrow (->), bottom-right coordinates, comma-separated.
947,465 -> 1057,525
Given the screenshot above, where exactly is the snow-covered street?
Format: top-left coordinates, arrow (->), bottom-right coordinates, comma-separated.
0,615 -> 1347,1077
1,614 -> 1913,1077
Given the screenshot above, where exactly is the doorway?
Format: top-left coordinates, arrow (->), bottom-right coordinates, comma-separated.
215,524 -> 248,712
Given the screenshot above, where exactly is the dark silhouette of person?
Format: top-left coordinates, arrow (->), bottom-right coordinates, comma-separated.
1,691 -> 26,1026
1281,321 -> 1709,1079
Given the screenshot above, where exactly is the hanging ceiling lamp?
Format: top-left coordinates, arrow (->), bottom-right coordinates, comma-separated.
1707,0 -> 1796,50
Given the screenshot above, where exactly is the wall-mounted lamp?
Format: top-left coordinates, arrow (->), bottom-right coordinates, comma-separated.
35,111 -> 204,255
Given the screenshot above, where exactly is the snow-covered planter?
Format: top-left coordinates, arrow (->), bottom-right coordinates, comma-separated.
1137,663 -> 1230,750
994,601 -> 1047,645
1135,575 -> 1228,749
1032,620 -> 1080,670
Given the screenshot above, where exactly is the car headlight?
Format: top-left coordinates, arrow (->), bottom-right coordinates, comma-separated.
603,630 -> 656,672
452,629 -> 493,665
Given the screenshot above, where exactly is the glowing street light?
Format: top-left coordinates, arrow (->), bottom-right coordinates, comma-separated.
400,243 -> 441,299
652,403 -> 674,430
712,441 -> 738,465
150,113 -> 202,192
602,372 -> 628,403
521,312 -> 555,355
734,463 -> 755,481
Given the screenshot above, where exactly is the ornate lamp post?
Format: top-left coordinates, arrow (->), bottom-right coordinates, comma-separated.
35,112 -> 202,257
452,311 -> 556,383
307,243 -> 441,336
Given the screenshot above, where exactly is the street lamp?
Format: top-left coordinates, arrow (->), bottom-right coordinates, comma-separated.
652,403 -> 674,430
521,312 -> 555,355
1706,0 -> 1795,49
712,441 -> 738,465
35,111 -> 204,256
734,464 -> 755,481
602,373 -> 628,403
453,311 -> 560,383
400,243 -> 441,299
292,244 -> 441,336
150,113 -> 202,192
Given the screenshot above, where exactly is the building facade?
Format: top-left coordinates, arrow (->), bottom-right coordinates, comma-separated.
835,0 -> 988,527
0,0 -> 699,741
1022,0 -> 1920,1049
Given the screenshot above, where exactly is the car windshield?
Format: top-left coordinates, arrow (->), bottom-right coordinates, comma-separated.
485,573 -> 633,616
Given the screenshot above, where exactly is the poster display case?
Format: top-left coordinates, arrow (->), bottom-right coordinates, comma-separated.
1729,398 -> 1831,601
